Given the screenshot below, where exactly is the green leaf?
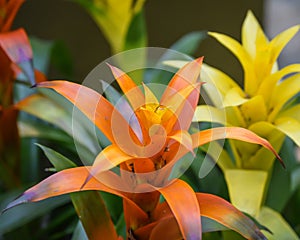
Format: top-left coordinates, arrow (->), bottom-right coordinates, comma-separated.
266,138 -> 299,212
19,119 -> 71,144
50,40 -> 74,78
36,144 -> 76,171
72,221 -> 88,240
71,191 -> 118,240
30,36 -> 54,74
123,10 -> 147,50
0,192 -> 70,234
170,31 -> 207,56
35,145 -> 119,240
147,31 -> 206,85
257,206 -> 299,240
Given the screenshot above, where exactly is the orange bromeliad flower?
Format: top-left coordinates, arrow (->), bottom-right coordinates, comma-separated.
0,0 -> 46,188
5,57 -> 283,239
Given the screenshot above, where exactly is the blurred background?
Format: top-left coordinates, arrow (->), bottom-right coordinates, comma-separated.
12,0 -> 300,85
13,0 -> 300,86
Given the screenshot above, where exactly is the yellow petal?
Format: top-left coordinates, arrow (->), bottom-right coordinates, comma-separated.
225,106 -> 247,127
202,63 -> 241,107
143,83 -> 159,105
269,73 -> 300,121
224,169 -> 269,216
245,121 -> 285,170
274,117 -> 300,147
239,95 -> 268,125
277,104 -> 300,121
223,87 -> 248,107
192,105 -> 227,125
242,10 -> 268,60
257,64 -> 300,103
269,25 -> 300,69
208,32 -> 256,96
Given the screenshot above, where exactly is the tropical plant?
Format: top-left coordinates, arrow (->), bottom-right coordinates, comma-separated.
166,10 -> 300,239
3,57 -> 284,239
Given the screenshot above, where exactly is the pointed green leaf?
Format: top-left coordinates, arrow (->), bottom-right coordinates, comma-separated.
257,206 -> 299,240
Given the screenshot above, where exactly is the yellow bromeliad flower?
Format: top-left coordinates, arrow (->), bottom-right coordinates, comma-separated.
166,10 -> 300,238
4,57 -> 283,239
196,10 -> 300,215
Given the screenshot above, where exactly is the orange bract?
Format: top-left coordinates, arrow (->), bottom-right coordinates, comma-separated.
6,57 -> 281,239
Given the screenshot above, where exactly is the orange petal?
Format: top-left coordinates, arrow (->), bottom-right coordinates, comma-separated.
156,179 -> 201,240
82,145 -> 137,186
161,58 -> 204,131
149,217 -> 182,240
168,130 -> 194,156
161,57 -> 203,101
191,127 -> 284,167
1,0 -> 25,32
161,82 -> 202,131
107,63 -> 145,110
196,193 -> 267,240
37,81 -> 141,147
0,28 -> 35,84
0,28 -> 32,63
161,57 -> 203,130
152,193 -> 267,240
3,167 -> 147,222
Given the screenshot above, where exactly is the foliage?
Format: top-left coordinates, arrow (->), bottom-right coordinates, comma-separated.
0,1 -> 299,240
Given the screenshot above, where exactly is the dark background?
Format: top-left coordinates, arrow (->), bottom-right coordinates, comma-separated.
13,0 -> 264,85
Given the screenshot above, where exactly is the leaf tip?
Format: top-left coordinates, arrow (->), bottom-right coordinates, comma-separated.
1,193 -> 29,214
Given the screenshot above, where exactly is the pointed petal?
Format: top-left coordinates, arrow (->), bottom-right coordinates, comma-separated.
269,25 -> 300,68
163,82 -> 202,131
208,32 -> 256,96
196,193 -> 267,240
269,73 -> 300,121
201,63 -> 240,107
274,117 -> 300,147
84,145 -> 137,185
223,87 -> 248,107
161,58 -> 203,131
143,83 -> 159,105
257,64 -> 300,102
169,130 -> 194,156
156,179 -> 201,240
37,81 -> 141,147
192,105 -> 226,125
161,57 -> 203,102
1,0 -> 25,32
242,10 -> 268,60
3,167 -> 147,220
0,28 -> 32,63
0,28 -> 35,84
191,127 -> 284,167
277,104 -> 300,121
107,63 -> 145,110
101,80 -> 143,142
153,193 -> 266,239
